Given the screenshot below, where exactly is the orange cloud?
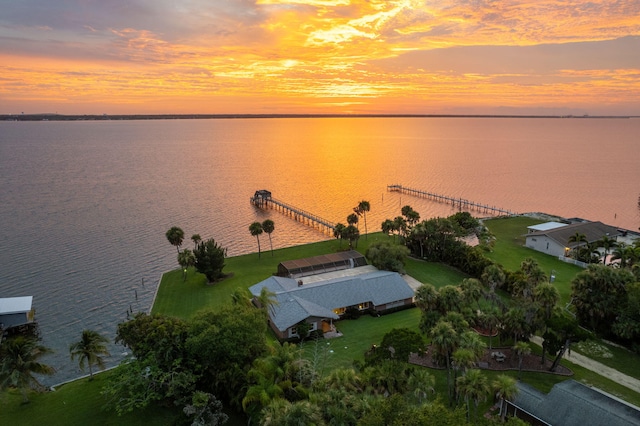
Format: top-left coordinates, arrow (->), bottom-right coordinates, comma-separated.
0,0 -> 639,114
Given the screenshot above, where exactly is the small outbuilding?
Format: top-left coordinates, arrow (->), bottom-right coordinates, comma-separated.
277,250 -> 367,278
0,296 -> 35,331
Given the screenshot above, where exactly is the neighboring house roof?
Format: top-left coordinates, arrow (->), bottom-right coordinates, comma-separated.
525,221 -> 620,249
513,380 -> 640,426
250,270 -> 415,332
527,222 -> 568,232
278,250 -> 367,278
0,296 -> 33,315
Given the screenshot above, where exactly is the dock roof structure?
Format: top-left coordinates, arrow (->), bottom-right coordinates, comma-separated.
0,296 -> 33,315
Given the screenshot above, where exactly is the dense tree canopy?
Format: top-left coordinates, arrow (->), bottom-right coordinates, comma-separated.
571,264 -> 635,335
194,238 -> 227,282
365,240 -> 409,273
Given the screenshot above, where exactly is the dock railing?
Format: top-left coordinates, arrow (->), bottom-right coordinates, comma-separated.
387,184 -> 516,216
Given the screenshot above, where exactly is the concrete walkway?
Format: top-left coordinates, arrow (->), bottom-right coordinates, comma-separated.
530,336 -> 640,394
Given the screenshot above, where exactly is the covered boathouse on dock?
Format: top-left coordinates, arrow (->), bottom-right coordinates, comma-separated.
277,250 -> 367,279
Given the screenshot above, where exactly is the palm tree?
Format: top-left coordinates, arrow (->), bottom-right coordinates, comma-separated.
381,219 -> 394,238
262,219 -> 275,256
323,368 -> 363,393
231,287 -> 253,307
166,226 -> 185,254
249,221 -> 263,258
568,232 -> 587,259
430,320 -> 459,404
346,213 -> 359,231
342,225 -> 359,249
456,369 -> 489,421
257,287 -> 279,317
69,329 -> 110,380
358,200 -> 370,238
513,341 -> 531,380
534,283 -> 560,322
177,248 -> 195,280
460,278 -> 483,309
481,307 -> 500,350
407,368 -> 435,404
599,236 -> 617,264
481,265 -> 505,309
333,223 -> 346,248
191,234 -> 201,249
0,336 -> 55,403
492,374 -> 518,420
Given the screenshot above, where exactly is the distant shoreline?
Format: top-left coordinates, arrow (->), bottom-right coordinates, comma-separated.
1,113 -> 635,121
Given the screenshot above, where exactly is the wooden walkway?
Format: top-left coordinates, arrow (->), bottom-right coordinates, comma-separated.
387,184 -> 516,216
250,191 -> 335,235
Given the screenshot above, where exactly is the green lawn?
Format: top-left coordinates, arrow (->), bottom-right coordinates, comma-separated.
152,233 -> 394,319
3,222 -> 640,424
0,370 -> 178,426
483,216 -> 583,305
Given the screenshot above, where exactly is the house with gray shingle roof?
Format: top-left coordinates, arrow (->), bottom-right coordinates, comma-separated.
249,269 -> 415,340
504,380 -> 640,426
524,221 -> 620,259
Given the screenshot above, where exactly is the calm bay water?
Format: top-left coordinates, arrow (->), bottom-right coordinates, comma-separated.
1,117 -> 639,385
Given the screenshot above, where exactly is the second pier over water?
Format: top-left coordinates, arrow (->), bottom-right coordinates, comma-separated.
387,184 -> 516,216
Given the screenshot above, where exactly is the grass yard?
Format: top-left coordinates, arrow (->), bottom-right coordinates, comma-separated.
4,220 -> 640,424
482,216 -> 583,305
0,370 -> 178,426
152,233 -> 393,318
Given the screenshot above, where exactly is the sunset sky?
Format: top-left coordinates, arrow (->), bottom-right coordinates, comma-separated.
1,0 -> 639,115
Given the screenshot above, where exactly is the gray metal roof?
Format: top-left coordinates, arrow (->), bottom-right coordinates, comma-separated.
527,222 -> 568,232
250,270 -> 415,331
0,296 -> 33,315
513,380 -> 640,426
526,221 -> 621,248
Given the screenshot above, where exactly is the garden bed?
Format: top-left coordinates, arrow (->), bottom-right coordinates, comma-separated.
410,345 -> 573,376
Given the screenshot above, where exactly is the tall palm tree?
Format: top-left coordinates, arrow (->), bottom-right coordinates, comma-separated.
597,235 -> 618,265
333,223 -> 346,248
513,341 -> 531,380
358,200 -> 370,238
492,374 -> 518,420
262,219 -> 275,256
0,336 -> 55,403
456,369 -> 489,422
481,265 -> 505,310
249,221 -> 263,258
381,219 -> 394,238
177,248 -> 195,280
69,329 -> 110,380
430,320 -> 459,404
191,233 -> 201,249
407,368 -> 435,404
346,213 -> 359,231
460,278 -> 483,309
257,287 -> 279,317
534,283 -> 560,322
342,225 -> 359,249
568,232 -> 587,259
165,226 -> 185,254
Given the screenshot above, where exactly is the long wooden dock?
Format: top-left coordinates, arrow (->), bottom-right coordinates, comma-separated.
250,190 -> 335,235
387,184 -> 516,216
